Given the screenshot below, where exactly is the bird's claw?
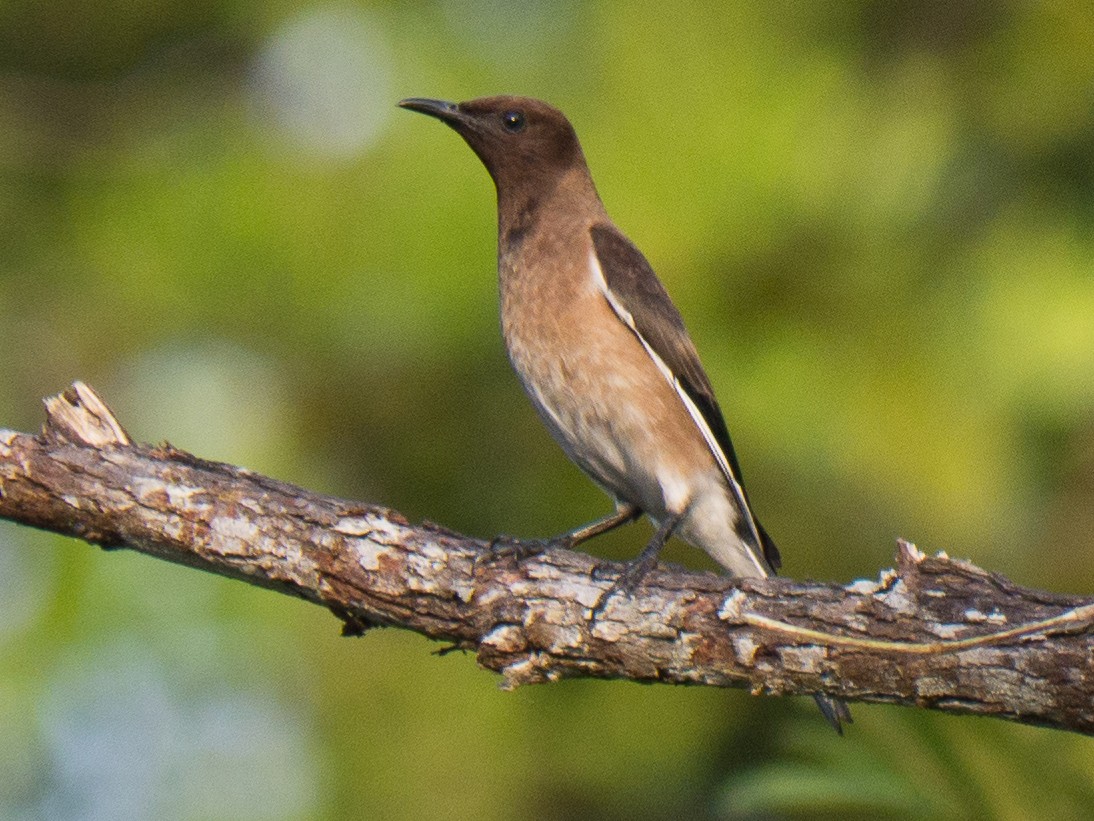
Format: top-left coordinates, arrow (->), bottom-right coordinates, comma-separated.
479,534 -> 552,566
588,555 -> 658,620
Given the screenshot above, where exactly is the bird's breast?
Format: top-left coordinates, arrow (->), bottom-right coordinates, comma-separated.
497,246 -> 720,518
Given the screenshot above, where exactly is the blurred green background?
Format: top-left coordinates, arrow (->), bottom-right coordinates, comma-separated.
2,1 -> 1093,818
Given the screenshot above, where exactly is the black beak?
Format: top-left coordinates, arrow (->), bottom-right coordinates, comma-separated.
398,98 -> 462,124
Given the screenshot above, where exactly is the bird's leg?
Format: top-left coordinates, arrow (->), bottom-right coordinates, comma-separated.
484,504 -> 640,565
591,514 -> 681,617
558,503 -> 640,548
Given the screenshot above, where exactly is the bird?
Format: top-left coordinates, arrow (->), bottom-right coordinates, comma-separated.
399,95 -> 850,732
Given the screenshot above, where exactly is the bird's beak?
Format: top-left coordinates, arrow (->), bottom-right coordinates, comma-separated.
398,98 -> 463,125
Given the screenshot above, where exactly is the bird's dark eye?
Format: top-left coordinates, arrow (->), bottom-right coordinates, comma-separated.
501,111 -> 526,132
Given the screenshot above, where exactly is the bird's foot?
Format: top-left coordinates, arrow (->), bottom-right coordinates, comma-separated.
588,515 -> 677,620
589,552 -> 659,620
479,534 -> 554,565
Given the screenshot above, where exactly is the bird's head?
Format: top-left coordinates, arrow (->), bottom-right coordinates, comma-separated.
398,95 -> 587,192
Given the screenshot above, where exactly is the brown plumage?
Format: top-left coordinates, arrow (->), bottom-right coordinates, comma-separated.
400,95 -> 849,731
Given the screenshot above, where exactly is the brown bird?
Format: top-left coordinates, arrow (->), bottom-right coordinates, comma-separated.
400,95 -> 850,732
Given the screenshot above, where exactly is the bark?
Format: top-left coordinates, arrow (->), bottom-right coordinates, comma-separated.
1,383 -> 1092,735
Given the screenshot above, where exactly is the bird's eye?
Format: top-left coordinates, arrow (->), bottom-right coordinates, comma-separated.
501,111 -> 525,132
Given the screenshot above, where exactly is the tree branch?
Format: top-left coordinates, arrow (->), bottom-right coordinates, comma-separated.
2,383 -> 1092,734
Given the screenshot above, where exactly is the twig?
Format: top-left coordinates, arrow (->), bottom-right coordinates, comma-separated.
1,382 -> 1092,735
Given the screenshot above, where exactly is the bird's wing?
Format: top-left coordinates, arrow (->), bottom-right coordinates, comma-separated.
588,222 -> 780,572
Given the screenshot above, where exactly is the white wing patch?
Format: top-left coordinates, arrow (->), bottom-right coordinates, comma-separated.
589,250 -> 768,577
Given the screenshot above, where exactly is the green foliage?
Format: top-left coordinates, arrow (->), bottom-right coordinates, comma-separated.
2,1 -> 1093,818
721,707 -> 1094,820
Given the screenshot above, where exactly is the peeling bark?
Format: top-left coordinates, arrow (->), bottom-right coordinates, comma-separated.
1,383 -> 1092,734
